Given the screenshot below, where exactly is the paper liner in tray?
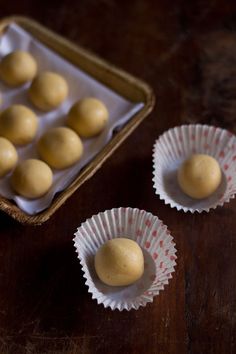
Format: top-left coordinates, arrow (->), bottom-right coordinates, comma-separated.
0,24 -> 144,215
73,207 -> 177,311
153,124 -> 236,213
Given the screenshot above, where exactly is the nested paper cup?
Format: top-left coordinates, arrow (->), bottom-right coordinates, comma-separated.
153,124 -> 236,213
73,207 -> 177,311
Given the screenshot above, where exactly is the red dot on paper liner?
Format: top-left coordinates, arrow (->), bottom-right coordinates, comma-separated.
159,262 -> 163,269
233,156 -> 236,161
228,176 -> 232,182
150,274 -> 156,281
170,255 -> 176,261
145,219 -> 152,228
219,151 -> 225,158
144,291 -> 152,296
165,249 -> 169,256
224,164 -> 229,171
136,229 -> 143,237
152,230 -> 158,237
153,253 -> 158,260
159,240 -> 163,248
145,241 -> 151,249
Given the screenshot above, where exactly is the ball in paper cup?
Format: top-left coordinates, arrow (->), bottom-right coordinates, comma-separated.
152,124 -> 236,213
73,207 -> 177,311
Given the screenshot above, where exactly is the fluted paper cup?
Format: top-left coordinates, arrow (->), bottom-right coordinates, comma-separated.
153,124 -> 236,213
73,207 -> 177,311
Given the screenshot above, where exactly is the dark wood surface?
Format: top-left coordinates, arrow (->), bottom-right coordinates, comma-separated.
0,0 -> 236,353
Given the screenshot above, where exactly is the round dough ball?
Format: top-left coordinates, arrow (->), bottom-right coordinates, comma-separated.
95,238 -> 144,286
29,72 -> 68,111
177,154 -> 222,199
67,98 -> 109,138
0,137 -> 18,177
0,104 -> 38,145
11,159 -> 53,199
37,127 -> 83,169
0,50 -> 37,86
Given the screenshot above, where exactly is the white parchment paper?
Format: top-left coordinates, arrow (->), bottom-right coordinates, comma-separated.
0,24 -> 144,215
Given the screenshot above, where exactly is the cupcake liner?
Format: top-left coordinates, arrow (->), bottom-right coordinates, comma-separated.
153,124 -> 236,213
73,207 -> 177,311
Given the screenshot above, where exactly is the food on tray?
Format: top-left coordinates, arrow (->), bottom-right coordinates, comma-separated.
37,126 -> 83,169
94,238 -> 144,286
67,97 -> 109,138
11,159 -> 53,199
177,154 -> 222,199
29,71 -> 68,111
0,104 -> 38,145
0,137 -> 18,177
0,50 -> 37,86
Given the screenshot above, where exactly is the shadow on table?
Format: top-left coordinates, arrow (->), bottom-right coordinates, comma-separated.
0,210 -> 19,231
4,241 -> 139,331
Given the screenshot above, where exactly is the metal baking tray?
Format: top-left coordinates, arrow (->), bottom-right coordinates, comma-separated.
0,16 -> 155,225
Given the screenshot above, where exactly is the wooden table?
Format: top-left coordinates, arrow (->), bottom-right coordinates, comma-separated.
0,0 -> 236,353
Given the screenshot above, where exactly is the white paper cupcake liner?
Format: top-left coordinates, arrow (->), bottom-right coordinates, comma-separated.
153,124 -> 236,213
73,207 -> 177,311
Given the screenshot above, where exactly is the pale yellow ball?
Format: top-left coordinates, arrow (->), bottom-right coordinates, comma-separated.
0,50 -> 37,86
67,98 -> 109,138
95,238 -> 144,286
177,154 -> 222,199
29,71 -> 68,111
37,126 -> 83,169
0,137 -> 18,177
11,159 -> 53,199
0,105 -> 38,145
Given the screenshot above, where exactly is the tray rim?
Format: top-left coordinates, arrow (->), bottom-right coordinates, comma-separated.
0,15 -> 155,225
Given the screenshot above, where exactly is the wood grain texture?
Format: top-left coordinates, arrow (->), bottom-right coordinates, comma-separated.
0,0 -> 236,353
